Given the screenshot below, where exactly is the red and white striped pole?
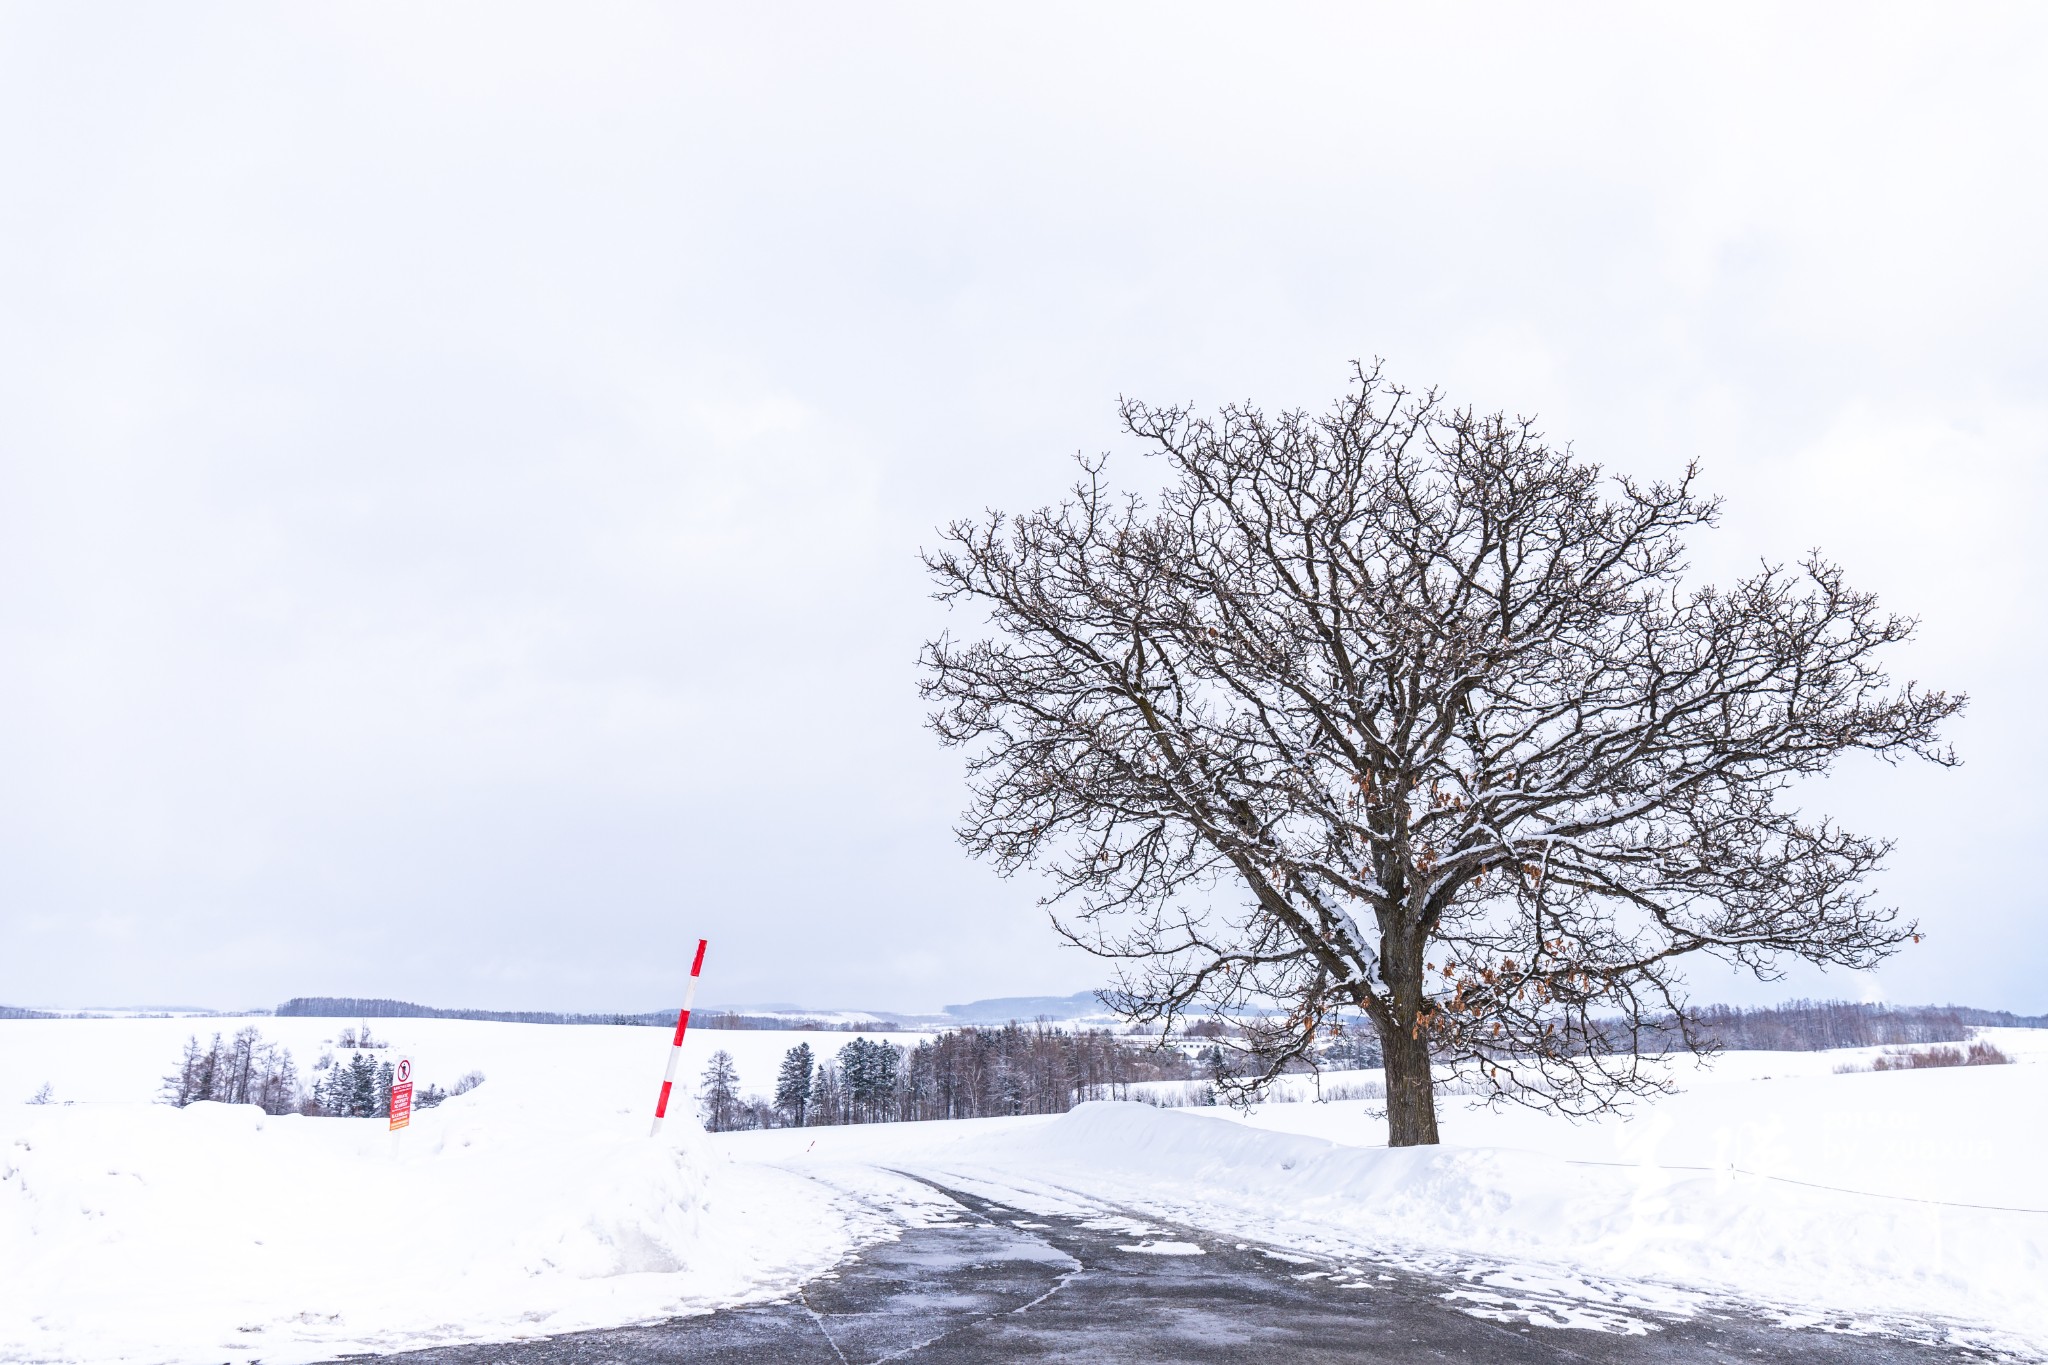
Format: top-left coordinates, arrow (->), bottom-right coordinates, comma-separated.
650,938 -> 708,1137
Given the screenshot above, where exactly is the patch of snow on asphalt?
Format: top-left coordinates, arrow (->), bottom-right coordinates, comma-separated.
1118,1239 -> 1205,1255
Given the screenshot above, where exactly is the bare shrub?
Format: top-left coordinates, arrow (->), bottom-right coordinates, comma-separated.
1858,1042 -> 2012,1072
1132,1081 -> 1219,1109
1315,1080 -> 1386,1102
1133,1071 -> 1498,1108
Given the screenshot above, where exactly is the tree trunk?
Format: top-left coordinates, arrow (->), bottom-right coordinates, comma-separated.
1380,1023 -> 1440,1147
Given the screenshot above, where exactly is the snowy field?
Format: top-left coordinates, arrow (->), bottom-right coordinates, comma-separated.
0,1017 -> 930,1364
5,1016 -> 2046,1362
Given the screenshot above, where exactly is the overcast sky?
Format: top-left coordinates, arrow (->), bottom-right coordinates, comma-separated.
2,5 -> 2043,1015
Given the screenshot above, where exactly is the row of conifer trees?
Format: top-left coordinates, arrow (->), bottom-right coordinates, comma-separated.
697,1023 -> 1203,1132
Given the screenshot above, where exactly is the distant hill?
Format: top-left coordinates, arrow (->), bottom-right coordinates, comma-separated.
274,997 -> 893,1032
940,991 -> 1107,1024
262,992 -> 2047,1046
276,992 -> 1129,1029
276,997 -> 671,1025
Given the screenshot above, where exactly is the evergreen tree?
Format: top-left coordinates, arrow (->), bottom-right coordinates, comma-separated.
837,1037 -> 904,1123
774,1043 -> 815,1127
809,1062 -> 844,1126
866,1040 -> 901,1120
837,1039 -> 869,1122
697,1049 -> 741,1132
317,1062 -> 348,1116
347,1052 -> 379,1117
988,1053 -> 1026,1115
1199,1044 -> 1227,1106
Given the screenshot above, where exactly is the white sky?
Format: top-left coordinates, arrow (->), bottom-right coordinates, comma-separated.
1,4 -> 2042,1015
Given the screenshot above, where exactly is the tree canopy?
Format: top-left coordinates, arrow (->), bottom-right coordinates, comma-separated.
921,365 -> 1963,1145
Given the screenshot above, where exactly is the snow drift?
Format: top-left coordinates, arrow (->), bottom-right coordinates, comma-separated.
1,1032 -> 864,1365
922,1093 -> 2048,1350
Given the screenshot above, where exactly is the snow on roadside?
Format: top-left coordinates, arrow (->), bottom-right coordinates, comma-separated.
0,1018 -> 887,1365
1222,1036 -> 2048,1216
909,1094 -> 2048,1354
730,1037 -> 2048,1356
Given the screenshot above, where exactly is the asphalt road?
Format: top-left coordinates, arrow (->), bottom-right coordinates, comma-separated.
376,1181 -> 2010,1364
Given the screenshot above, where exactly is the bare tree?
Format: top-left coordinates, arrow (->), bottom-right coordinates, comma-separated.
921,365 -> 1963,1146
160,1029 -> 303,1116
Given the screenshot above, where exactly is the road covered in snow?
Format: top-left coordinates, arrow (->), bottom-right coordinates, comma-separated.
3,1017 -> 2045,1362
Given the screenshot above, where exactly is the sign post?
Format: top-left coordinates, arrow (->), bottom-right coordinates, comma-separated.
389,1057 -> 414,1132
649,938 -> 709,1138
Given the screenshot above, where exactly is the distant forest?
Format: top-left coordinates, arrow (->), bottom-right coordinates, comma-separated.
1169,999 -> 2048,1063
1687,1000 -> 2046,1051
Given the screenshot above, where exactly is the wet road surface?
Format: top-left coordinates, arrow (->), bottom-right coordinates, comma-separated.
374,1180 -> 2011,1364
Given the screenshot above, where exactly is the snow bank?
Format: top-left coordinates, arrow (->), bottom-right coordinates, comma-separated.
928,1095 -> 2048,1351
0,1019 -> 880,1364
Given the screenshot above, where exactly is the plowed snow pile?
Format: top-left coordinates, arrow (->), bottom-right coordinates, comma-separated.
943,1097 -> 2048,1346
0,1018 -> 874,1364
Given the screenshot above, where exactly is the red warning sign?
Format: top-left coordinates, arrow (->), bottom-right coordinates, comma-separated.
389,1057 -> 414,1132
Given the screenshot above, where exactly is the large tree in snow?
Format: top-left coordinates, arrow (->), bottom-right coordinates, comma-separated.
920,366 -> 1962,1146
